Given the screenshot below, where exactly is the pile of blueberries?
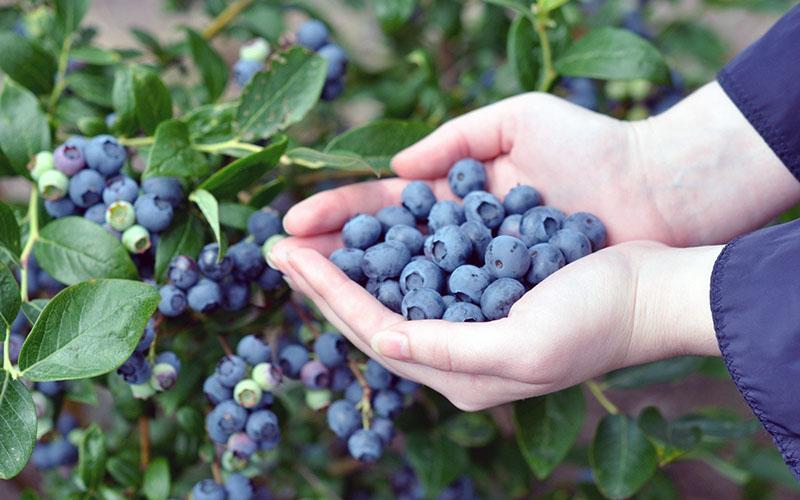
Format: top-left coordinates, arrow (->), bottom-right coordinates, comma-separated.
116,319 -> 182,399
156,207 -> 284,317
32,135 -> 184,255
330,158 -> 607,322
295,19 -> 348,101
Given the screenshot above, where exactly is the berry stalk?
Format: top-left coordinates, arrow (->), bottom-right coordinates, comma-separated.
585,379 -> 620,415
348,359 -> 372,430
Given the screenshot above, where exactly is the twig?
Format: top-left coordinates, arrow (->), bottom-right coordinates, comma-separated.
139,416 -> 151,469
202,0 -> 254,40
532,12 -> 557,93
585,380 -> 619,415
348,359 -> 372,429
211,461 -> 223,484
47,34 -> 74,117
19,189 -> 40,303
217,335 -> 234,357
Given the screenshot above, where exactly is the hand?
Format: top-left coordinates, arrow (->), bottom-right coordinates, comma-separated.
272,240 -> 721,410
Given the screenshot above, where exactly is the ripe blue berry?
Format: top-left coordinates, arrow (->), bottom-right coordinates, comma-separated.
314,332 -> 348,367
402,288 -> 446,320
448,264 -> 491,304
376,206 -> 416,231
348,429 -> 383,462
503,185 -> 542,215
246,409 -> 280,444
168,255 -> 200,290
48,437 -> 78,466
443,301 -> 486,322
373,389 -> 403,419
53,143 -> 85,176
135,322 -> 155,353
141,177 -> 183,208
345,381 -> 363,404
278,344 -> 309,378
321,78 -> 344,101
464,191 -> 505,229
247,207 -> 282,245
460,220 -> 492,258
227,433 -> 257,459
44,198 -> 77,218
56,412 -> 79,435
480,278 -> 526,320
426,225 -> 472,272
300,360 -> 330,389
192,480 -> 226,500
198,243 -> 234,281
210,400 -> 248,435
134,193 -> 174,232
549,229 -> 592,263
401,181 -> 436,221
527,243 -> 566,285
83,203 -> 106,224
428,200 -> 465,232
448,158 -> 487,198
484,235 -> 531,280
36,381 -> 65,397
103,175 -> 139,205
225,473 -> 255,499
343,214 -> 382,249
216,355 -> 248,387
204,374 -> 233,405
63,135 -> 89,154
563,212 -> 607,250
236,335 -> 271,366
362,241 -> 411,280
187,278 -> 223,313
327,400 -> 361,439
330,366 -> 355,391
385,224 -> 424,254
364,359 -> 394,390
257,267 -> 283,291
158,284 -> 187,317
399,259 -> 445,294
372,417 -> 395,446
228,241 -> 266,281
297,19 -> 329,50
117,352 -> 151,384
233,59 -> 264,86
85,135 -> 126,176
498,214 -> 523,238
156,351 -> 181,371
330,247 -> 366,282
68,169 -> 105,208
318,44 -> 348,80
367,279 -> 404,313
519,206 -> 566,246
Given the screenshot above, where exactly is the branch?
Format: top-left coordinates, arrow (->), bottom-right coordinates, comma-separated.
202,0 -> 254,40
585,380 -> 619,415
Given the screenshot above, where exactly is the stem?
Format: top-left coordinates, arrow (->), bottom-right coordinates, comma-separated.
3,326 -> 14,376
532,13 -> 557,92
211,461 -> 223,484
139,416 -> 150,469
193,139 -> 263,155
217,335 -> 234,357
202,0 -> 254,40
118,136 -> 155,148
20,189 -> 40,303
290,300 -> 320,338
349,359 -> 372,429
47,34 -> 74,117
585,380 -> 619,415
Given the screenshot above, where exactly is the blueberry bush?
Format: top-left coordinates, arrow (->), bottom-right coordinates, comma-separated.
0,0 -> 798,498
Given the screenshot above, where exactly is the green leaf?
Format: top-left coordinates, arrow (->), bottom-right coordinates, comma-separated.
0,200 -> 20,258
184,102 -> 237,144
538,0 -> 572,14
284,147 -> 373,173
406,432 -> 469,499
0,372 -> 36,479
132,66 -> 173,135
604,356 -> 704,389
54,0 -> 90,37
657,20 -> 727,70
444,412 -> 496,447
219,203 -> 255,231
554,27 -> 669,83
0,260 -> 21,329
373,0 -> 416,33
189,189 -> 226,258
637,407 -> 701,465
198,136 -> 288,198
236,47 -> 327,141
144,119 -> 209,184
0,78 -> 51,177
485,0 -> 537,21
635,471 -> 679,500
111,67 -> 138,137
154,213 -> 206,283
325,119 -> 433,172
0,33 -> 57,95
69,46 -> 122,66
17,279 -> 160,381
77,424 -> 107,492
185,28 -> 228,102
672,408 -> 759,442
143,457 -> 171,500
34,217 -> 138,285
507,15 -> 540,91
512,385 -> 585,479
590,414 -> 658,499
21,299 -> 48,325
248,177 -> 285,208
106,455 -> 140,488
65,378 -> 97,405
66,72 -> 115,108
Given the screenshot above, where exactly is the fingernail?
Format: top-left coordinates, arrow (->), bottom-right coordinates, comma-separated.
371,331 -> 410,360
265,237 -> 288,270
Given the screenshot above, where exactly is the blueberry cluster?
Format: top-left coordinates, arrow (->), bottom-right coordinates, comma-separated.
30,411 -> 80,471
32,136 -> 184,255
233,38 -> 270,87
192,473 -> 271,500
203,336 -> 281,474
156,208 -> 283,317
116,319 -> 182,399
295,19 -> 348,101
330,159 -> 607,321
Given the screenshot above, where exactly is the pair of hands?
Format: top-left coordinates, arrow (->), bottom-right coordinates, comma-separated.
269,82 -> 798,410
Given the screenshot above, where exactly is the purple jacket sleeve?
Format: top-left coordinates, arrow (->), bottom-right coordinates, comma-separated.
717,5 -> 800,182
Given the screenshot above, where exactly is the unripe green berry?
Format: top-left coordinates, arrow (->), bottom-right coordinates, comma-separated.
131,382 -> 157,399
221,449 -> 248,472
263,234 -> 286,269
36,416 -> 53,440
30,151 -> 54,181
604,80 -> 629,101
151,362 -> 178,392
234,379 -> 263,409
38,169 -> 69,201
252,362 -> 281,391
627,79 -> 653,101
239,38 -> 270,62
305,389 -> 332,410
122,225 -> 151,254
32,391 -> 53,419
106,200 -> 136,231
626,105 -> 650,121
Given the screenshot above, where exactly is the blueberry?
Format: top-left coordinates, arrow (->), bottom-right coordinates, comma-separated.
399,259 -> 445,294
49,437 -> 78,466
402,288 -> 446,320
373,389 -> 403,419
103,175 -> 139,205
257,267 -> 283,292
252,362 -> 282,391
36,381 -> 65,397
151,362 -> 179,391
443,302 -> 485,322
364,359 -> 394,390
84,203 -> 107,225
372,417 -> 395,446
464,191 -> 505,229
503,185 -> 542,215
237,335 -> 272,365
64,135 -> 89,154
216,355 -> 248,387
348,429 -> 383,462
239,38 -> 270,62
376,206 -> 416,231
362,241 -> 411,280
68,169 -> 105,207
519,205 -> 566,246
321,78 -> 344,101
401,181 -> 436,221
158,284 -> 187,317
225,473 -> 255,500
448,264 -> 491,303
297,19 -> 329,50
319,44 -> 348,80
134,193 -> 173,233
204,374 -> 233,404
156,351 -> 181,371
441,294 -> 457,308
365,279 -> 403,313
330,366 -> 355,391
122,225 -> 151,254
85,135 -> 126,176
480,278 -> 525,320
330,248 -> 366,282
448,158 -> 487,198
498,214 -> 523,238
198,243 -> 234,281
193,480 -> 226,500
135,322 -> 156,353
428,200 -> 465,233
246,410 -> 280,443
326,400 -> 361,439
187,278 -> 222,313
53,143 -> 85,176
141,177 -> 183,208
32,443 -> 55,469
278,344 -> 309,378
385,224 -> 424,254
314,332 -> 348,367
549,229 -> 591,263
526,243 -> 565,285
300,360 -> 330,389
39,169 -> 70,201
210,400 -> 248,435
44,198 -> 77,218
234,379 -> 263,408
563,212 -> 607,251
343,214 -> 382,249
168,255 -> 200,290
227,433 -> 258,459
233,59 -> 264,87
117,352 -> 151,384
426,225 -> 472,272
345,381 -> 363,403
105,200 -> 136,231
460,220 -> 492,259
247,207 -> 282,244
484,235 -> 531,280
56,412 -> 79,435
228,241 -> 266,281
30,151 -> 54,181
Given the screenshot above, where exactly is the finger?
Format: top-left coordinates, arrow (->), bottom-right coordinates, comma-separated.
392,99 -> 516,179
269,233 -> 342,271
